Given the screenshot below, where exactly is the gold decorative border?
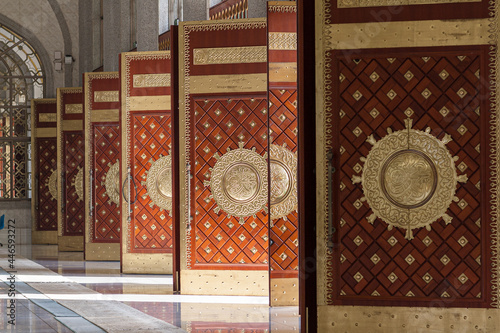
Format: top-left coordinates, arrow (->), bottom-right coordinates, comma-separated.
39,113 -> 57,122
120,51 -> 171,256
84,72 -> 119,246
65,104 -> 83,114
94,90 -> 119,103
179,18 -> 267,270
268,32 -> 297,50
133,73 -> 171,88
268,1 -> 297,12
57,87 -> 83,238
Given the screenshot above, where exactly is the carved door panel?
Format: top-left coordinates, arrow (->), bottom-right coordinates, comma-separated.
179,19 -> 270,296
120,51 -> 175,274
321,47 -> 492,310
84,72 -> 121,260
31,99 -> 58,244
267,1 -> 299,307
57,87 -> 85,251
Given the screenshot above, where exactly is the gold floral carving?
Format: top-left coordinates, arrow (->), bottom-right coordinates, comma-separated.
39,113 -> 57,122
133,74 -> 171,88
205,142 -> 268,224
352,118 -> 468,240
94,90 -> 119,103
65,104 -> 83,114
268,4 -> 297,12
46,169 -> 57,201
193,46 -> 267,65
268,32 -> 297,50
103,161 -> 120,206
72,166 -> 84,202
270,144 -> 297,221
142,154 -> 173,213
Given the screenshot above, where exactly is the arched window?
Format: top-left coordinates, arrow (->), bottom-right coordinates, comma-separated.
0,24 -> 44,199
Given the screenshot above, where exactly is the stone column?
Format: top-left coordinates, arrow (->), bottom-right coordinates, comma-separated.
159,0 -> 169,34
91,0 -> 101,70
79,0 -> 94,84
247,0 -> 268,18
136,0 -> 159,51
103,0 -> 122,71
183,0 -> 208,22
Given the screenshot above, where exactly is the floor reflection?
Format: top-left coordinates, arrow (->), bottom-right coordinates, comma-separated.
19,245 -> 300,332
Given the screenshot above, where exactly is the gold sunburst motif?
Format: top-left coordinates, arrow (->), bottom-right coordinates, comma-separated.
72,166 -> 84,202
352,118 -> 468,240
205,142 -> 268,224
102,161 -> 120,206
141,154 -> 172,214
45,169 -> 58,201
270,144 -> 297,221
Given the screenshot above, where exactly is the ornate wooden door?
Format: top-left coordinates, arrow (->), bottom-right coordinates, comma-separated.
120,51 -> 175,274
57,87 -> 85,251
31,98 -> 58,245
315,0 -> 497,328
267,1 -> 299,307
84,72 -> 121,260
179,19 -> 270,296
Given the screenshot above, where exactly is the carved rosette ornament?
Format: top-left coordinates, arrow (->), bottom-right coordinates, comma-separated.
46,169 -> 58,201
205,142 -> 268,224
270,144 -> 297,221
142,154 -> 172,213
103,161 -> 120,206
352,118 -> 468,240
72,166 -> 84,202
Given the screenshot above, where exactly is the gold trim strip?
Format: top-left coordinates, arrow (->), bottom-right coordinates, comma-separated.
62,120 -> 83,131
35,128 -> 57,138
90,109 -> 119,122
122,253 -> 173,274
269,62 -> 297,82
39,113 -> 57,122
269,32 -> 297,50
190,74 -> 267,94
94,90 -> 119,103
338,0 -> 479,8
268,2 -> 297,12
65,104 -> 83,114
133,74 -> 171,88
193,46 -> 267,65
127,95 -> 171,111
327,19 -> 489,50
181,270 -> 269,296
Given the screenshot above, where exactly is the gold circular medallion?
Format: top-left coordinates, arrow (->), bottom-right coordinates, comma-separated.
353,118 -> 467,240
145,155 -> 172,213
104,161 -> 120,206
381,149 -> 437,209
270,144 -> 297,221
206,142 -> 268,224
46,169 -> 58,201
72,167 -> 84,202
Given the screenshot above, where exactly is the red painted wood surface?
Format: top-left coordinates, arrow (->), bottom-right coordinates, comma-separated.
327,46 -> 491,307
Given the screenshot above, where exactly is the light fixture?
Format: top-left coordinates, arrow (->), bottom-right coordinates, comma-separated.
64,55 -> 74,65
54,62 -> 62,71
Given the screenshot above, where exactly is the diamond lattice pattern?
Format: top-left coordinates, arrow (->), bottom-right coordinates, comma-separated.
193,97 -> 269,267
335,54 -> 482,301
269,89 -> 298,274
93,124 -> 120,242
63,132 -> 85,236
131,114 -> 173,251
37,138 -> 57,231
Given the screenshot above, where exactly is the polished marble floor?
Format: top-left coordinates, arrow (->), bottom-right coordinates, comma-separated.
0,245 -> 300,332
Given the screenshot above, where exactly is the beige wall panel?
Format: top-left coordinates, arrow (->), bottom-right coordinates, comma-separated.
85,243 -> 120,261
127,95 -> 171,111
190,74 -> 267,94
327,19 -> 489,50
318,305 -> 500,332
58,235 -> 84,252
122,253 -> 173,274
181,270 -> 269,296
